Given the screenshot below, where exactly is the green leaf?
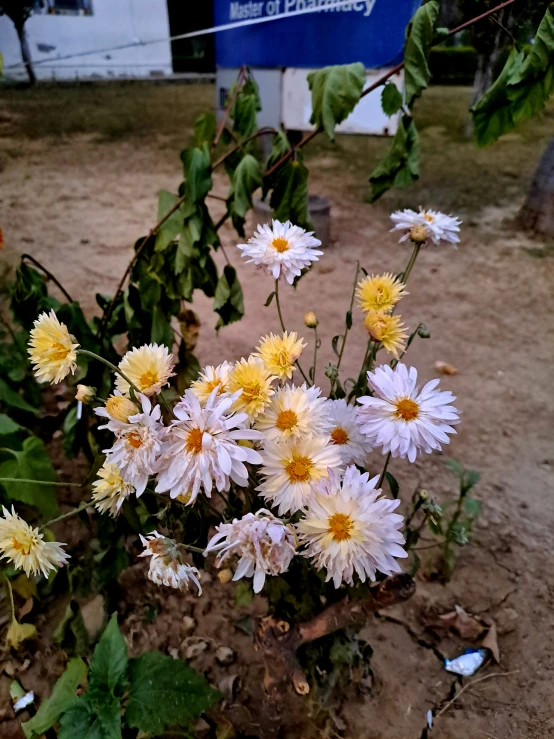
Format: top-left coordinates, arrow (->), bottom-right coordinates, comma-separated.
385,471 -> 399,499
88,614 -> 128,697
59,695 -> 122,739
462,468 -> 481,494
404,0 -> 440,109
10,263 -> 59,331
213,265 -> 244,330
194,112 -> 217,145
234,580 -> 253,607
369,115 -> 419,202
445,458 -> 464,477
231,77 -> 261,138
155,190 -> 184,253
181,144 -> 212,209
54,601 -> 90,658
0,414 -> 22,435
63,405 -> 84,460
308,62 -> 366,140
463,495 -> 482,520
22,658 -> 87,739
0,377 -> 38,414
264,291 -> 276,307
230,153 -> 262,220
126,652 -> 221,734
0,436 -> 58,517
269,155 -> 312,231
381,82 -> 403,117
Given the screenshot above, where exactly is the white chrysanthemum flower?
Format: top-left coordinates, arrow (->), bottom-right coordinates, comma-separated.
255,383 -> 330,441
28,310 -> 79,384
140,531 -> 201,594
237,219 -> 323,284
104,394 -> 165,495
95,391 -> 140,433
254,332 -> 306,380
205,509 -> 296,593
190,361 -> 234,404
91,462 -> 135,517
256,435 -> 343,515
390,208 -> 461,246
155,389 -> 263,503
0,506 -> 69,578
356,363 -> 460,463
115,343 -> 175,397
296,466 -> 407,588
326,399 -> 373,466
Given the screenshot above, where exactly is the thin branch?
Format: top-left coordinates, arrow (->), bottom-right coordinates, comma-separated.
212,127 -> 278,171
21,254 -> 73,303
212,65 -> 247,150
435,670 -> 520,720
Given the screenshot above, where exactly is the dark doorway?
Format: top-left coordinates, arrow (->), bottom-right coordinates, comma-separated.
166,0 -> 215,73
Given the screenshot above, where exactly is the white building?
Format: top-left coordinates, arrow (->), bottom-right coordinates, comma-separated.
0,0 -> 174,80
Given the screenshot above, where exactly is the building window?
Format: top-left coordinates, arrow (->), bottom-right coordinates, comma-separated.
34,0 -> 93,15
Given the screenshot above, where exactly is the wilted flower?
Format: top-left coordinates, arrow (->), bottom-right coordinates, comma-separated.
237,219 -> 323,284
254,331 -> 306,381
297,467 -> 407,588
255,383 -> 330,441
205,510 -> 296,593
155,389 -> 263,503
326,398 -> 372,466
104,394 -> 165,495
140,531 -> 201,593
356,273 -> 407,315
257,434 -> 343,515
390,208 -> 461,246
228,356 -> 276,420
356,362 -> 460,463
28,310 -> 79,384
191,361 -> 234,404
0,507 -> 69,578
115,343 -> 175,397
76,384 -> 95,404
91,462 -> 134,517
364,312 -> 407,357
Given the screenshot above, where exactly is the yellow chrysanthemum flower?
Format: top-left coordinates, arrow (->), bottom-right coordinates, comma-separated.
364,312 -> 408,357
356,273 -> 407,315
28,310 -> 79,384
190,361 -> 234,404
254,331 -> 306,381
0,506 -> 69,578
228,356 -> 276,419
91,462 -> 134,517
105,394 -> 139,424
115,343 -> 175,397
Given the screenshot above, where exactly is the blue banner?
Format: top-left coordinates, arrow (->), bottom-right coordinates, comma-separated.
214,0 -> 420,68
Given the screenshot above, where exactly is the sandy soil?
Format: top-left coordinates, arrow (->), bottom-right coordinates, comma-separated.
1,122 -> 554,739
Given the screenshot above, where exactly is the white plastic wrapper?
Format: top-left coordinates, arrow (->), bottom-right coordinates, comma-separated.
444,649 -> 486,676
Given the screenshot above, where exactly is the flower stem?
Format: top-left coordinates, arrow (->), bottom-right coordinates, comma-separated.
180,543 -> 205,555
401,242 -> 422,285
336,261 -> 360,375
377,451 -> 392,489
0,477 -> 82,487
311,326 -> 319,385
273,279 -> 311,385
40,499 -> 91,530
77,349 -> 140,396
3,575 -> 15,622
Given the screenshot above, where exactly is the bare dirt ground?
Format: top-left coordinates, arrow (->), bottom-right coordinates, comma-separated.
1,82 -> 554,738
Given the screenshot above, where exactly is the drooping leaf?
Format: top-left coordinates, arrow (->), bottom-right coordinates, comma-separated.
228,153 -> 262,234
369,115 -> 419,201
126,651 -> 221,734
385,471 -> 399,499
6,619 -> 36,649
194,111 -> 217,146
53,600 -> 90,658
0,414 -> 22,435
0,436 -> 58,517
269,156 -> 312,231
0,377 -> 38,414
58,694 -> 121,739
22,658 -> 87,739
88,614 -> 128,697
230,77 -> 261,138
381,82 -> 403,117
213,265 -> 244,330
308,62 -> 366,140
10,263 -> 59,331
404,0 -> 440,109
181,144 -> 213,210
154,190 -> 185,253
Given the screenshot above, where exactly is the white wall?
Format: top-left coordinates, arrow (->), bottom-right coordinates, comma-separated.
0,0 -> 173,80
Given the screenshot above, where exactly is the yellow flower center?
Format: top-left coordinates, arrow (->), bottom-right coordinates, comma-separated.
423,213 -> 434,222
186,427 -> 204,454
241,382 -> 262,404
330,427 -> 349,445
51,342 -> 70,361
127,432 -> 143,449
285,456 -> 312,483
395,398 -> 419,421
328,512 -> 354,542
106,395 -> 138,423
205,378 -> 223,395
176,491 -> 193,504
276,409 -> 298,432
11,536 -> 32,555
139,369 -> 159,390
272,237 -> 289,253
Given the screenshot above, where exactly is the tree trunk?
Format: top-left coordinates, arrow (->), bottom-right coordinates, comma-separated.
15,22 -> 36,85
520,136 -> 554,235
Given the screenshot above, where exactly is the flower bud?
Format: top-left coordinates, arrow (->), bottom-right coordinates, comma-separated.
409,224 -> 429,244
105,395 -> 139,424
218,568 -> 233,584
418,489 -> 429,501
175,490 -> 193,505
76,384 -> 95,404
304,311 -> 318,328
